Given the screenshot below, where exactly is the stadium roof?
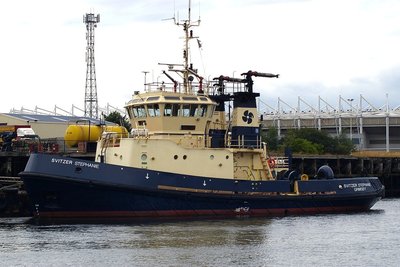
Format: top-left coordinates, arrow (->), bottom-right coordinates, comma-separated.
1,113 -> 108,125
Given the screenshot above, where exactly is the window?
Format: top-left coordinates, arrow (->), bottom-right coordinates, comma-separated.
182,104 -> 190,117
132,105 -> 146,118
190,105 -> 197,116
132,107 -> 139,117
147,104 -> 160,117
199,104 -> 208,117
181,125 -> 196,130
126,107 -> 133,119
165,96 -> 180,100
182,96 -> 198,101
164,104 -> 172,116
164,103 -> 180,116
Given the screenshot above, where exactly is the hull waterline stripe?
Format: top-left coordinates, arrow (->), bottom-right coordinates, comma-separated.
35,205 -> 375,219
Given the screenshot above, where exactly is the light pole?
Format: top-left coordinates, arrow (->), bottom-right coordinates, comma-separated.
347,98 -> 354,142
232,71 -> 236,91
142,71 -> 149,91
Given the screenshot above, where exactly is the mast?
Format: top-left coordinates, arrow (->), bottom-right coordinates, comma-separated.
175,0 -> 200,93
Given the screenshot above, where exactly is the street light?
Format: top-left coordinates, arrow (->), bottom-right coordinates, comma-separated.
142,71 -> 149,91
347,98 -> 354,142
232,71 -> 236,91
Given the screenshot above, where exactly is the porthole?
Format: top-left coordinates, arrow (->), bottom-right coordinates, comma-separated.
210,155 -> 214,160
226,155 -> 229,159
174,155 -> 178,160
183,155 -> 187,160
141,154 -> 147,161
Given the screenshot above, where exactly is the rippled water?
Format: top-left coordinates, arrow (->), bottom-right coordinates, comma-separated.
1,199 -> 399,267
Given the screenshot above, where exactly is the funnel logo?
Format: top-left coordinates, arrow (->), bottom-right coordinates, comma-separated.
242,110 -> 254,124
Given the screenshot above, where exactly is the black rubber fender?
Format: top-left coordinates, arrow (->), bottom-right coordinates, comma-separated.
278,170 -> 291,180
316,165 -> 334,179
288,170 -> 300,181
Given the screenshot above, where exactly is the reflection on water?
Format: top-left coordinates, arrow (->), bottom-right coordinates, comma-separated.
131,219 -> 270,249
0,199 -> 399,267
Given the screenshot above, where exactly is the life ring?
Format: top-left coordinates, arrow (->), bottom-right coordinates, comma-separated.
267,158 -> 276,168
301,174 -> 309,181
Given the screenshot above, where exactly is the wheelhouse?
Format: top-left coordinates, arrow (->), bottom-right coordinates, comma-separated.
125,91 -> 216,135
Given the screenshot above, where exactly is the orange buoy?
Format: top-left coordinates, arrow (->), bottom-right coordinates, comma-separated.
267,158 -> 276,168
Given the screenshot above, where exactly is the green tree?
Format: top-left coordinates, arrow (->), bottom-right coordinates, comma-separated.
279,128 -> 354,155
104,111 -> 132,132
262,126 -> 279,151
332,134 -> 355,154
295,128 -> 332,152
281,129 -> 324,154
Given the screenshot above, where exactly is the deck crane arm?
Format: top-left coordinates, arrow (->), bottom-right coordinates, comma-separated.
162,70 -> 178,92
240,70 -> 279,93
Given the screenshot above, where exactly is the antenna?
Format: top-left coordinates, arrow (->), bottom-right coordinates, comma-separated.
83,13 -> 100,119
174,0 -> 201,93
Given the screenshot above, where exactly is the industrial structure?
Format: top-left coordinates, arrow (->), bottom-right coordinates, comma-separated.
0,113 -> 104,139
83,13 -> 100,119
261,94 -> 400,152
8,103 -> 126,118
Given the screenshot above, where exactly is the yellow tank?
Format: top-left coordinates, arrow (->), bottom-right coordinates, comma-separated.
64,125 -> 128,147
103,125 -> 129,138
64,125 -> 102,147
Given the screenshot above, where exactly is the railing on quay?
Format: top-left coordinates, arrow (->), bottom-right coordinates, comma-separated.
0,139 -> 97,155
0,176 -> 23,191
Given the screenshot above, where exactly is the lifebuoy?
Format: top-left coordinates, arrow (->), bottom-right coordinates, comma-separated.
301,174 -> 309,181
51,143 -> 59,153
267,158 -> 276,168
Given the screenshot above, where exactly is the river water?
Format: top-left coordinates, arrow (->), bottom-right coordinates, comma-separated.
1,198 -> 399,267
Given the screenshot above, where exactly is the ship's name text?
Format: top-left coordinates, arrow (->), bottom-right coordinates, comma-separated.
51,158 -> 99,169
343,182 -> 371,192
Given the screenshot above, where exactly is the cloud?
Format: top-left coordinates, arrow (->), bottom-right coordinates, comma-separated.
1,0 -> 400,116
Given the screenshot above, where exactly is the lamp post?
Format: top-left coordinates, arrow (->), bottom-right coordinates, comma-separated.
232,71 -> 236,91
142,71 -> 149,91
347,98 -> 354,142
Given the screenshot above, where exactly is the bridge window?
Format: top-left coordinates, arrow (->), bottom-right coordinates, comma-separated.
190,105 -> 197,116
130,106 -> 138,117
165,96 -> 180,100
126,107 -> 133,119
147,96 -> 160,101
132,105 -> 146,118
182,104 -> 190,117
147,104 -> 160,117
199,104 -> 207,117
182,96 -> 198,101
164,103 -> 180,116
181,104 -> 198,117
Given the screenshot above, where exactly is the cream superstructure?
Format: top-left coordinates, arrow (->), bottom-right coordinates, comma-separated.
94,3 -> 286,181
94,84 -> 285,180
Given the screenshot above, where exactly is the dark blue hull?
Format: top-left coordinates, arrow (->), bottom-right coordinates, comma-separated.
20,154 -> 384,219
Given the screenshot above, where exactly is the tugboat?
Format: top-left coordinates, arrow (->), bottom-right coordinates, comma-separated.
20,5 -> 384,221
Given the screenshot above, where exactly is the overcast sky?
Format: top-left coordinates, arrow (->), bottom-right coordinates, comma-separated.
1,0 -> 399,115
